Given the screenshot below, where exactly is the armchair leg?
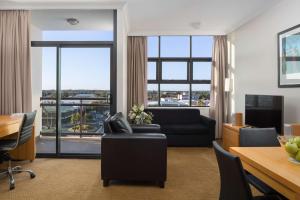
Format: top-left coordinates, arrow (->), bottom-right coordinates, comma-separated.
103,179 -> 109,187
158,181 -> 165,188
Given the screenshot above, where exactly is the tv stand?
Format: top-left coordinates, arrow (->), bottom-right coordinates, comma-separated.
222,123 -> 247,151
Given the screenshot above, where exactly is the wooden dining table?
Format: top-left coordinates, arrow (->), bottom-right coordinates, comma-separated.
0,115 -> 36,161
230,147 -> 300,200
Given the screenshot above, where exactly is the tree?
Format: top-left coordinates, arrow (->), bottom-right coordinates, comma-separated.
70,112 -> 80,132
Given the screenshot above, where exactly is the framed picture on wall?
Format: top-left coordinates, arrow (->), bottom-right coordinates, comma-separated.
278,24 -> 300,88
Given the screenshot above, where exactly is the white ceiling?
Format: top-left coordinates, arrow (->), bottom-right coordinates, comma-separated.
1,0 -> 282,35
126,0 -> 282,35
32,10 -> 113,30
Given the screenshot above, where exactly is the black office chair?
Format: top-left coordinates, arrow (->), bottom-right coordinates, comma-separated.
212,141 -> 281,200
239,128 -> 283,196
0,111 -> 36,190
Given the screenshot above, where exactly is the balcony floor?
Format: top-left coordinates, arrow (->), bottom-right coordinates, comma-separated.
36,136 -> 101,155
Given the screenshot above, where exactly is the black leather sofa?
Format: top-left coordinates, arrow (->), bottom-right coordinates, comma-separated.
145,108 -> 216,147
101,113 -> 167,188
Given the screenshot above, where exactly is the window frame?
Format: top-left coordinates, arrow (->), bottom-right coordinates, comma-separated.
147,35 -> 212,107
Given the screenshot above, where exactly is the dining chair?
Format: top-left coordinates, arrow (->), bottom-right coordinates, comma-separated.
213,141 -> 281,200
240,128 -> 280,147
239,128 -> 284,196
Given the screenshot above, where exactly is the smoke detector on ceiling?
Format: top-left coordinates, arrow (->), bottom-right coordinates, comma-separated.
66,18 -> 79,25
190,22 -> 201,30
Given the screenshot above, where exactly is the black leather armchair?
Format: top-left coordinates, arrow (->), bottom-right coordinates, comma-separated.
101,113 -> 167,188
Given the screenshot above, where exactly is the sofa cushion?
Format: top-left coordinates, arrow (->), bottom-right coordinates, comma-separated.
109,112 -> 133,134
145,108 -> 201,125
161,124 -> 209,135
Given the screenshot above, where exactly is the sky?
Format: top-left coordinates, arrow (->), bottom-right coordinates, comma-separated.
42,31 -> 112,90
41,32 -> 213,91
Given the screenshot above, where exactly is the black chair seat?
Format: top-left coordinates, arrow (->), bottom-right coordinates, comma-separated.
246,173 -> 277,195
0,139 -> 17,151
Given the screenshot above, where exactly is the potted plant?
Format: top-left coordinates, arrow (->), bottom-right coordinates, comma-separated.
128,104 -> 153,125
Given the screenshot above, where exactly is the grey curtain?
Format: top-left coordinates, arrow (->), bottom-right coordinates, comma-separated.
127,36 -> 147,112
0,10 -> 32,114
210,36 -> 228,138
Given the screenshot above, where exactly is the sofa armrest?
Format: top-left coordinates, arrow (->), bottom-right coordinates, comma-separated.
101,133 -> 166,140
130,124 -> 161,133
199,115 -> 216,140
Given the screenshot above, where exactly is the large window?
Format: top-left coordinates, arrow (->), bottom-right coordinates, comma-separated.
32,9 -> 116,158
147,36 -> 213,107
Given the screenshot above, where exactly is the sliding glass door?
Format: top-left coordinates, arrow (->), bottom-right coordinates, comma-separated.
59,47 -> 111,154
36,44 -> 115,158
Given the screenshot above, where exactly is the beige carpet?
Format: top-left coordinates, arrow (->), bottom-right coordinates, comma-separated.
0,148 -> 260,200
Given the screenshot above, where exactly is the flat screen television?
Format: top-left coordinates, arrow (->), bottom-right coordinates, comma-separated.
245,94 -> 284,134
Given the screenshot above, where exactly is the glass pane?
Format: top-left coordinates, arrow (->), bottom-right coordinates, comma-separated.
147,84 -> 159,107
192,36 -> 213,57
41,106 -> 57,135
42,48 -> 57,97
161,36 -> 190,57
284,34 -> 300,57
284,61 -> 300,79
60,106 -> 80,135
148,36 -> 159,57
37,106 -> 56,154
162,62 -> 187,80
59,106 -> 109,135
37,47 -> 57,154
191,84 -> 210,106
193,62 -> 211,80
61,48 -> 110,97
160,84 -> 189,106
60,47 -> 111,154
148,62 -> 156,80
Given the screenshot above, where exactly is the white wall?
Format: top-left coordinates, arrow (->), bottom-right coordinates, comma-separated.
229,0 -> 300,123
31,24 -> 43,136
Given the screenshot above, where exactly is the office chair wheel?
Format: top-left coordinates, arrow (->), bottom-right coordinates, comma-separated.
9,178 -> 15,190
8,170 -> 15,190
9,183 -> 15,190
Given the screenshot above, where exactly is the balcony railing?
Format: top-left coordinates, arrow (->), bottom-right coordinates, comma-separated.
40,97 -> 110,137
